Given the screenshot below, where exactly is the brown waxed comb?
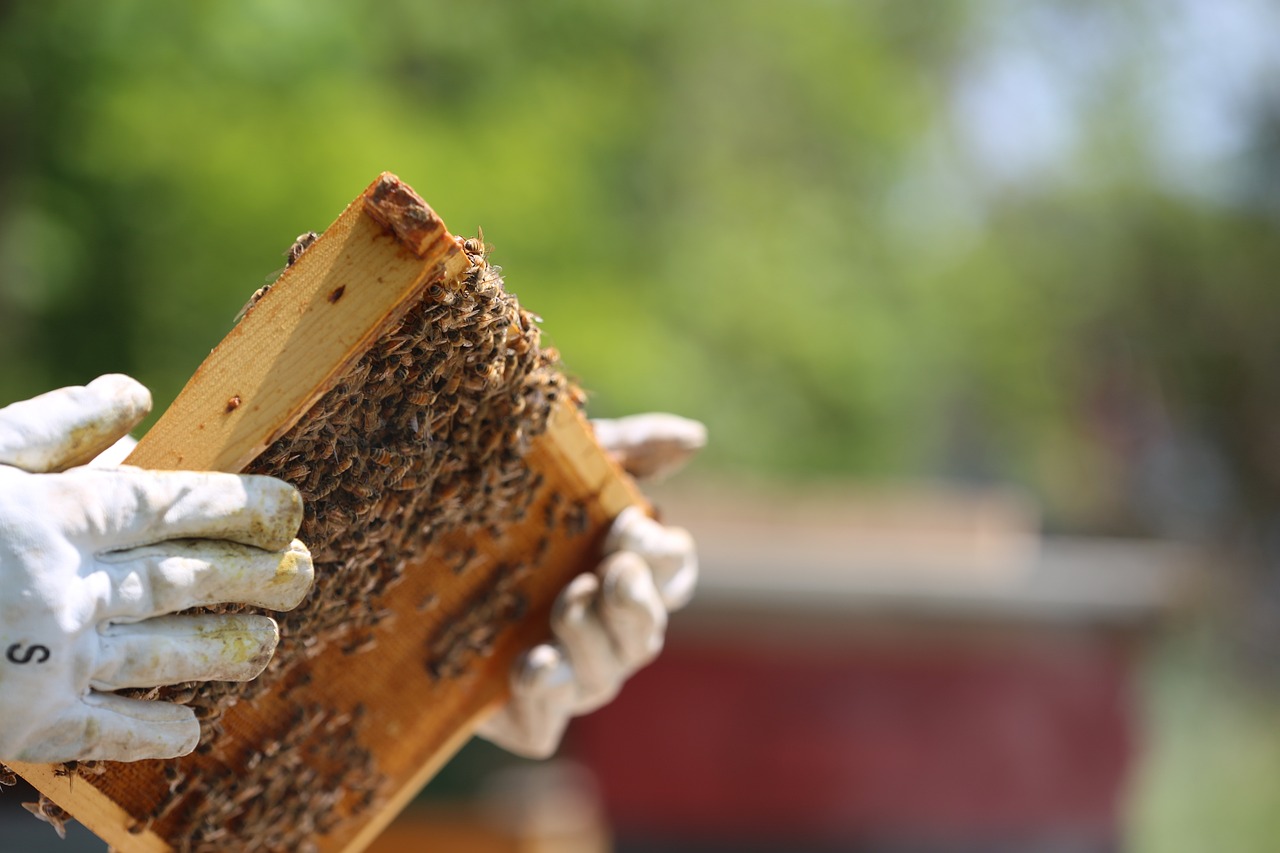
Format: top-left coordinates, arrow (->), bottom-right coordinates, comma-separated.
6,173 -> 646,852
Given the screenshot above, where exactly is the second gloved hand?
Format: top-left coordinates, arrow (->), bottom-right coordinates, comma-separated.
477,413 -> 703,758
0,375 -> 315,764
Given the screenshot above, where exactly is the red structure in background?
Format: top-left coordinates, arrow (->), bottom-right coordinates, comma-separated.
569,627 -> 1134,850
563,486 -> 1192,852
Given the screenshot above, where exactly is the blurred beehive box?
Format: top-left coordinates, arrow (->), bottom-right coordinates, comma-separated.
568,481 -> 1200,851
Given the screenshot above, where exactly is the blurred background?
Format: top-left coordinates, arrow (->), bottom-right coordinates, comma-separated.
1,1 -> 1279,851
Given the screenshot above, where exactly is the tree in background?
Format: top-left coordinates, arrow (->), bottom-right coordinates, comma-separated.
0,0 -> 1277,545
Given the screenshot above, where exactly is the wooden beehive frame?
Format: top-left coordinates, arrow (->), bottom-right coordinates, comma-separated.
8,173 -> 645,851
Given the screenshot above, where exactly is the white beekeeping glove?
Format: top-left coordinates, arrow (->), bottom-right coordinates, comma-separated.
0,375 -> 314,764
477,413 -> 703,758
590,413 -> 706,483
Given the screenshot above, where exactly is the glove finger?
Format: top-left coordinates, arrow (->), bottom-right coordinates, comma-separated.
68,467 -> 303,552
93,614 -> 279,690
591,413 -> 706,481
475,644 -> 576,759
0,374 -> 151,473
102,537 -> 313,619
19,693 -> 199,763
598,551 -> 667,670
605,507 -> 698,611
550,574 -> 623,714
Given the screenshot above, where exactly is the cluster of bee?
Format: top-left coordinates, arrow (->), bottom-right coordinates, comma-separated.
424,490 -> 593,681
139,702 -> 380,853
128,231 -> 571,847
245,229 -> 574,672
29,230 -> 578,847
425,560 -> 530,681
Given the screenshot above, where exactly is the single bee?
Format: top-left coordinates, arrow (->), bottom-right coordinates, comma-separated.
287,231 -> 319,266
282,462 -> 309,482
233,231 -> 318,324
127,817 -> 154,836
369,446 -> 396,466
342,635 -> 377,656
23,796 -> 71,840
463,226 -> 492,262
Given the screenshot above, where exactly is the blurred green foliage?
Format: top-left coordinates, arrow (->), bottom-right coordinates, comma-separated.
1130,623 -> 1280,853
4,3 -> 1280,849
0,0 -> 1277,535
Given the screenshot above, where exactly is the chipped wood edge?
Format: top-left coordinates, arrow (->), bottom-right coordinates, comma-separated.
127,173 -> 466,473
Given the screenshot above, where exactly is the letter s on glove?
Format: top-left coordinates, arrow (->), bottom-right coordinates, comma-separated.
0,375 -> 315,764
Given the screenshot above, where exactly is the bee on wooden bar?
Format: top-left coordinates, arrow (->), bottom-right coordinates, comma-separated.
193,703 -> 223,722
564,499 -> 590,536
506,590 -> 530,623
52,762 -> 78,787
287,231 -> 319,267
543,491 -> 565,529
342,634 -> 378,656
127,817 -> 154,835
369,608 -> 396,627
449,545 -> 478,575
23,796 -> 71,840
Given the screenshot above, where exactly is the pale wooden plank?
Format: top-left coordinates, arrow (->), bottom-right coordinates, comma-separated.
129,173 -> 467,474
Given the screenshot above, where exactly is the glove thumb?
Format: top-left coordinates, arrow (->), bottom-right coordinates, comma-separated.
591,413 -> 707,482
0,374 -> 152,473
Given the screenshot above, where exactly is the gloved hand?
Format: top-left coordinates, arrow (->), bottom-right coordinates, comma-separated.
0,375 -> 315,764
477,413 -> 704,758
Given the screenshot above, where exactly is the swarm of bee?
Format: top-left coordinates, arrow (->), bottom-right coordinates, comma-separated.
43,229 -> 582,851
134,699 -> 380,853
251,228 -> 569,634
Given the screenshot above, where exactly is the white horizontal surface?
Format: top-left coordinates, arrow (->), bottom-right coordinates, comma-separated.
650,482 -> 1198,624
